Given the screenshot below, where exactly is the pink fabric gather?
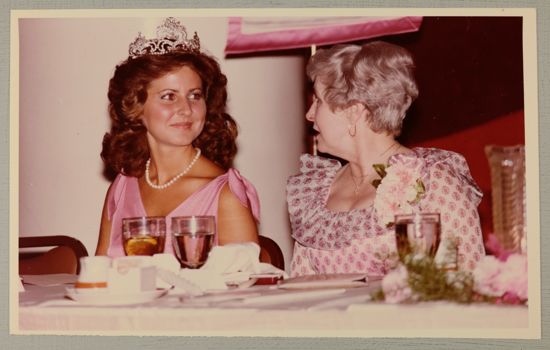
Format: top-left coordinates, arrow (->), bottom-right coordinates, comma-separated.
106,168 -> 260,258
224,16 -> 423,55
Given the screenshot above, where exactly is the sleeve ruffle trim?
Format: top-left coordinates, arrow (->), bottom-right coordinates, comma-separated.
226,168 -> 261,223
391,147 -> 483,202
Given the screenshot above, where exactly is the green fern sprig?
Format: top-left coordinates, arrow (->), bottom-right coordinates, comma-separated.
404,255 -> 474,303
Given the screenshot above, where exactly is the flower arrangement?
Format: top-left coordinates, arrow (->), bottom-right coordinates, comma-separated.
372,162 -> 425,226
374,253 -> 474,304
374,234 -> 528,305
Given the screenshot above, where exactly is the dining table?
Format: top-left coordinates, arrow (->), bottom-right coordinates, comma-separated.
16,273 -> 532,338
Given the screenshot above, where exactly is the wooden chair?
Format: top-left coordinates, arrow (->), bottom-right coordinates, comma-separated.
19,235 -> 89,275
258,235 -> 285,270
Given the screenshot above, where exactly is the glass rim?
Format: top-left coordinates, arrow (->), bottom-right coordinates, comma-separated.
171,215 -> 215,223
171,216 -> 215,236
484,144 -> 525,154
122,216 -> 166,222
172,231 -> 215,236
171,215 -> 215,220
121,216 -> 167,238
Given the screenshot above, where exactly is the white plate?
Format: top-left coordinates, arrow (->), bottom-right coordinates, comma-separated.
277,273 -> 370,290
65,287 -> 168,306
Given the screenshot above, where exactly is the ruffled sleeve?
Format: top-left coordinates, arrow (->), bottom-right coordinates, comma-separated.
413,148 -> 485,270
287,154 -> 364,250
287,154 -> 341,216
226,168 -> 261,222
416,148 -> 482,200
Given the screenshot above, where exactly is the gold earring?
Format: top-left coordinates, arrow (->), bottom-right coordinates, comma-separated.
348,124 -> 357,137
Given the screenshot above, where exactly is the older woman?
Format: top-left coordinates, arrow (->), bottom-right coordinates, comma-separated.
287,41 -> 485,277
96,18 -> 259,257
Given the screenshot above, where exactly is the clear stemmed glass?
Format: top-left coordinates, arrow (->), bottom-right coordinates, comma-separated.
171,216 -> 215,269
394,213 -> 441,260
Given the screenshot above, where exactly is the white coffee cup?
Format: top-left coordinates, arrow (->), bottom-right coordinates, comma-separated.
75,256 -> 111,289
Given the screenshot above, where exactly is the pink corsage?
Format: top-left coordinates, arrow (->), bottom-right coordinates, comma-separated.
372,162 -> 426,226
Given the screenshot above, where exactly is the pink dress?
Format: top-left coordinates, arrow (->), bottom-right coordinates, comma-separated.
287,147 -> 485,277
106,168 -> 260,257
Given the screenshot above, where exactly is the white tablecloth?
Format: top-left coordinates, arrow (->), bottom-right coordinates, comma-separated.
16,275 -> 531,337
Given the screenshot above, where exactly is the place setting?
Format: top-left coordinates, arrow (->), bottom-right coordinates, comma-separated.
30,210 -> 526,311
63,215 -> 287,307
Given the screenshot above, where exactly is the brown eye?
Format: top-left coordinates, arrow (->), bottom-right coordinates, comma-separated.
160,92 -> 176,101
188,90 -> 204,101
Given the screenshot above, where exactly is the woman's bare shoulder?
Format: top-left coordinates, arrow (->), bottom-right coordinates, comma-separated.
201,157 -> 226,176
188,156 -> 226,185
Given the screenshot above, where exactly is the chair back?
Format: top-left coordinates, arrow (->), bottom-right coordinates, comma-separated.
258,235 -> 285,270
19,235 -> 89,275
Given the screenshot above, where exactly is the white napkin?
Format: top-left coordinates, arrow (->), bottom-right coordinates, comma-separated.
109,254 -> 182,290
151,254 -> 181,289
178,242 -> 287,292
203,242 -> 262,274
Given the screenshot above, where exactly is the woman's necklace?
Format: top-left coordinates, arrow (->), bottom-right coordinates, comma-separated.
349,169 -> 369,195
348,142 -> 400,196
145,148 -> 201,190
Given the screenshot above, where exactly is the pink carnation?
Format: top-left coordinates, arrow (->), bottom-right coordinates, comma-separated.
499,254 -> 528,300
473,254 -> 528,300
484,233 -> 513,261
382,264 -> 413,303
472,255 -> 505,297
374,162 -> 423,225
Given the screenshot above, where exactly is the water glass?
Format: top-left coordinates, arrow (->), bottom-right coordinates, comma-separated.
171,216 -> 215,269
394,213 -> 441,259
122,216 -> 166,256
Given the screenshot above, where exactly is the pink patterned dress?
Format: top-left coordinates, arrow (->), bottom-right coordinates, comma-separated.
287,147 -> 485,277
106,169 -> 260,257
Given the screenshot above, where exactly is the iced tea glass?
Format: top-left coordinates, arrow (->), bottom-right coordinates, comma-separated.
122,216 -> 166,256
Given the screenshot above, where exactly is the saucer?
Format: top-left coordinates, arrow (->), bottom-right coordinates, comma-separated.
65,287 -> 168,306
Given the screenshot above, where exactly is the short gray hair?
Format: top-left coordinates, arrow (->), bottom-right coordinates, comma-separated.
306,41 -> 418,136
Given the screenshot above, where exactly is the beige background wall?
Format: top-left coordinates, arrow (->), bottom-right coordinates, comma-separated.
18,17 -> 306,269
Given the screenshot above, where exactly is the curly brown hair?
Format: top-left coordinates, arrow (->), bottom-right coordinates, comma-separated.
101,51 -> 238,178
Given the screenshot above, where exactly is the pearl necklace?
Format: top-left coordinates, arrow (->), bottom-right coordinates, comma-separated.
145,148 -> 201,190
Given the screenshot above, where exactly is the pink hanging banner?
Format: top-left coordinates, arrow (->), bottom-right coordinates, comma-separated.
225,16 -> 423,55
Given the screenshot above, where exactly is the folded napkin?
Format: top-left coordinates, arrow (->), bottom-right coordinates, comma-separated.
151,254 -> 181,289
105,255 -> 174,290
177,242 -> 287,293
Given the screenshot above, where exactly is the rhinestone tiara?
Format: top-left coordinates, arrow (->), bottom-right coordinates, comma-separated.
128,17 -> 201,59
